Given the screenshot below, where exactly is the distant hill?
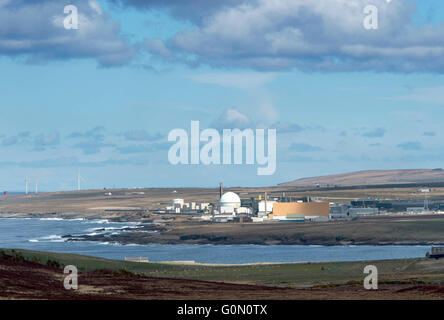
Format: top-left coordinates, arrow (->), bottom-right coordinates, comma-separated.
278,169 -> 444,187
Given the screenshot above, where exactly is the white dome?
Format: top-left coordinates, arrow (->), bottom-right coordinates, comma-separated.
219,192 -> 241,206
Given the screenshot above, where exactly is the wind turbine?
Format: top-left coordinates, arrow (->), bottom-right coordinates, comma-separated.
35,177 -> 39,194
77,171 -> 86,191
25,177 -> 29,194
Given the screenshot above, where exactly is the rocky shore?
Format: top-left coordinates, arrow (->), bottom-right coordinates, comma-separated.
60,215 -> 444,246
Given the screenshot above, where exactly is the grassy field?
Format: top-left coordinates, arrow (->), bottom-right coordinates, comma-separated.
6,248 -> 444,299
4,248 -> 444,287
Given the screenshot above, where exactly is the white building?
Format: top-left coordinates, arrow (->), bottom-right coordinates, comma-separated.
173,198 -> 184,208
236,207 -> 252,214
219,192 -> 241,214
348,207 -> 378,217
406,207 -> 425,214
258,200 -> 276,217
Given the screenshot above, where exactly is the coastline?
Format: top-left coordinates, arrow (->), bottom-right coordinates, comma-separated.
1,213 -> 444,246
63,228 -> 443,246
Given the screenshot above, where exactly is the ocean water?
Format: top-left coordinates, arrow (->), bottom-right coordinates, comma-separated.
0,218 -> 431,264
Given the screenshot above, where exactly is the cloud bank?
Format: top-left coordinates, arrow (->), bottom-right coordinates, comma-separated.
0,0 -> 134,66
133,0 -> 444,72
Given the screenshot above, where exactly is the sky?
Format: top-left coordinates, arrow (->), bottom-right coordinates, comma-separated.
1,0 -> 444,191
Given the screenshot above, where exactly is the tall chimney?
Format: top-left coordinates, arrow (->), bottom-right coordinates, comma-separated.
264,191 -> 268,217
219,182 -> 223,199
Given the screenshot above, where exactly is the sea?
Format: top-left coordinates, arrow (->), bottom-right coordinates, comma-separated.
0,218 -> 431,264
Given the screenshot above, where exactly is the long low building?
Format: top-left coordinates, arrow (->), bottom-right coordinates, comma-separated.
269,202 -> 330,221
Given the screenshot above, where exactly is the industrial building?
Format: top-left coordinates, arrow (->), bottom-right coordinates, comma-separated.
156,182 -> 444,223
155,182 -> 335,223
269,202 -> 330,221
160,198 -> 210,214
258,199 -> 276,217
219,192 -> 241,214
329,204 -> 349,220
348,207 -> 379,217
406,207 -> 428,214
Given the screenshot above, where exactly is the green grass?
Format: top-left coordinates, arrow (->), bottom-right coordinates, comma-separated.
3,248 -> 444,287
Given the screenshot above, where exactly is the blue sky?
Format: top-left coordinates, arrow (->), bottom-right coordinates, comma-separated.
1,0 -> 444,191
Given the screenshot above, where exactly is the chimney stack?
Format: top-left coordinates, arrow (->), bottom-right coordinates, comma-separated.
219,182 -> 223,199
264,191 -> 268,217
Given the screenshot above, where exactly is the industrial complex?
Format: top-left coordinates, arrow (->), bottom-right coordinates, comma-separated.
150,183 -> 443,223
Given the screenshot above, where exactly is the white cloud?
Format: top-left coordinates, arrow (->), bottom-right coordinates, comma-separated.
89,0 -> 103,15
0,0 -> 134,66
143,0 -> 444,72
212,108 -> 252,130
